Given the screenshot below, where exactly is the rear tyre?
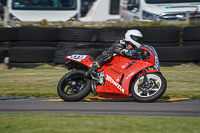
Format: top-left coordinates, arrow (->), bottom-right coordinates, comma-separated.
131,73 -> 167,102
57,70 -> 91,101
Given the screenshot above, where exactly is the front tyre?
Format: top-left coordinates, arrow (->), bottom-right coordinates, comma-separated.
131,73 -> 167,102
57,70 -> 91,101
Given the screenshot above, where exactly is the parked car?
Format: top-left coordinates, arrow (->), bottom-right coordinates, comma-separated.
120,0 -> 200,21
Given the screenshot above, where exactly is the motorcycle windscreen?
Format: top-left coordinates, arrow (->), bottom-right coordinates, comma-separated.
141,45 -> 160,71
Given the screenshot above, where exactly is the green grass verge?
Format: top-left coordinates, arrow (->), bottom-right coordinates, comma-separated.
0,66 -> 200,99
160,66 -> 200,100
0,114 -> 200,133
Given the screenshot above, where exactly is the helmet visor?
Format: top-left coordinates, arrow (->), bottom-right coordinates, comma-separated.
130,35 -> 143,44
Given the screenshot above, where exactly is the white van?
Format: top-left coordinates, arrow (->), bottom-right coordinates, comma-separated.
80,0 -> 120,21
4,0 -> 81,21
120,0 -> 200,21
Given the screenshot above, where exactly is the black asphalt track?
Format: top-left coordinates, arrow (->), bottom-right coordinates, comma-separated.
0,98 -> 200,116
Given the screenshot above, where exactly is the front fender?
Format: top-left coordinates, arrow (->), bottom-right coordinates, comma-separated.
146,70 -> 162,74
121,63 -> 161,96
128,69 -> 162,96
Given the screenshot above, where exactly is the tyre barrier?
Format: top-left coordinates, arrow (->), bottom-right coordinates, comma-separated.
182,41 -> 200,46
141,26 -> 181,43
0,26 -> 199,68
0,28 -> 17,42
11,41 -> 58,47
58,42 -> 113,49
59,27 -> 100,42
183,26 -> 200,41
99,26 -> 141,43
8,63 -> 46,69
145,42 -> 180,47
0,49 -> 7,63
9,47 -> 57,63
99,26 -> 181,44
17,27 -> 59,41
182,26 -> 200,47
0,42 -> 11,63
0,42 -> 12,49
155,46 -> 200,62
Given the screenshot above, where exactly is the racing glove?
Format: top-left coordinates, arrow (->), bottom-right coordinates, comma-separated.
120,49 -> 135,56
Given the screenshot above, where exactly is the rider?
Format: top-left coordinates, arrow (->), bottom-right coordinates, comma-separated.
86,29 -> 146,76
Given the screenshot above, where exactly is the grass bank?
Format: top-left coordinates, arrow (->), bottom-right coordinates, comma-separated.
0,114 -> 200,133
0,66 -> 200,99
5,20 -> 200,28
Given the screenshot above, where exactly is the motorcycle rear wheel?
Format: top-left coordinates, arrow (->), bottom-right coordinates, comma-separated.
57,70 -> 91,101
131,72 -> 167,102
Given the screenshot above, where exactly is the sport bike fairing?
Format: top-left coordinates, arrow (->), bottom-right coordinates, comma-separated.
65,46 -> 160,98
65,54 -> 94,68
96,55 -> 155,98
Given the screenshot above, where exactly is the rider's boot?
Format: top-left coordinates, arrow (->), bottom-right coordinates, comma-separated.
86,61 -> 100,78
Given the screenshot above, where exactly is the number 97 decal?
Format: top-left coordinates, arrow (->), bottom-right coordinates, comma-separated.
67,54 -> 87,61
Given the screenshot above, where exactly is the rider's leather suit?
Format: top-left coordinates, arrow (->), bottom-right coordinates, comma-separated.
87,39 -> 134,74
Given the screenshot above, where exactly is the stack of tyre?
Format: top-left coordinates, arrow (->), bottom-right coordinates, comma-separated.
0,28 -> 17,63
99,26 -> 141,45
0,26 -> 199,68
8,27 -> 58,68
141,26 -> 182,66
96,26 -> 182,65
144,26 -> 200,66
144,27 -> 200,66
181,26 -> 200,64
54,27 -> 105,64
98,26 -> 200,66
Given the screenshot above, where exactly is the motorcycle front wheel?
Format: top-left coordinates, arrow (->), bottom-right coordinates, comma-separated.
57,70 -> 91,101
131,72 -> 167,102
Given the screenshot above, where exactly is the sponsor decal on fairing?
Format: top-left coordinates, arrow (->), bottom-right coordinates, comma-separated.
106,74 -> 125,93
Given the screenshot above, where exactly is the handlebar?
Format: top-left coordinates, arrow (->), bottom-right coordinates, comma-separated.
127,50 -> 136,56
127,50 -> 146,60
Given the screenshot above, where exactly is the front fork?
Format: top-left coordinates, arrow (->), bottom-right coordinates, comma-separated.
138,69 -> 147,87
138,69 -> 158,93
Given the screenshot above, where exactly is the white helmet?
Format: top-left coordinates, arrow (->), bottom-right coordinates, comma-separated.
124,29 -> 143,48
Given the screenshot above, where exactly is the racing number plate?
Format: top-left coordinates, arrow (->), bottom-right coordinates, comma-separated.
67,54 -> 87,62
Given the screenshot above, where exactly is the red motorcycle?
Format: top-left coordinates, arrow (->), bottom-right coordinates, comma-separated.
57,45 -> 167,102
